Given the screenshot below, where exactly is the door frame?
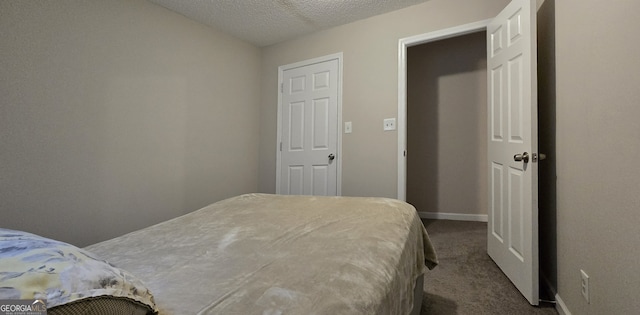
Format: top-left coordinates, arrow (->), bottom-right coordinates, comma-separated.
397,20 -> 491,201
276,52 -> 343,195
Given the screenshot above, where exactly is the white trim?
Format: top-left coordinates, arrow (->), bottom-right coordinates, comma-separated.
418,211 -> 488,222
555,294 -> 572,315
276,52 -> 343,195
397,19 -> 491,201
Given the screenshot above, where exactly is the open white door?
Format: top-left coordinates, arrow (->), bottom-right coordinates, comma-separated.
487,0 -> 539,305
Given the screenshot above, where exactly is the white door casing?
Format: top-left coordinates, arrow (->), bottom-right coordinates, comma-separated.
276,54 -> 342,196
487,0 -> 539,305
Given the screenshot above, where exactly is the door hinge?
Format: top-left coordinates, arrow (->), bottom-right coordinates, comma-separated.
280,83 -> 283,93
280,142 -> 282,151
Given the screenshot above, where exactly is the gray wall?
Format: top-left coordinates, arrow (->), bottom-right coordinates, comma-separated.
259,0 -> 510,197
406,32 -> 488,217
0,0 -> 261,247
555,1 -> 640,314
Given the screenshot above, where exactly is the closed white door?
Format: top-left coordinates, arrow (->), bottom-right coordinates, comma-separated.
487,0 -> 539,305
277,56 -> 340,196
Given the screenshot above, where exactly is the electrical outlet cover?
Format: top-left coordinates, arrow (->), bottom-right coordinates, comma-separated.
383,118 -> 396,131
580,269 -> 590,303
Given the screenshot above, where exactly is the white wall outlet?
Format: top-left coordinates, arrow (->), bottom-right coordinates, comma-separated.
383,118 -> 396,131
344,121 -> 352,134
580,269 -> 590,303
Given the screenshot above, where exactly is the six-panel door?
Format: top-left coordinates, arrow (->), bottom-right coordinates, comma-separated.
280,59 -> 339,196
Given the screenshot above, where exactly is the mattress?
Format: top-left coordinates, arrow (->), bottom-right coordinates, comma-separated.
85,193 -> 438,314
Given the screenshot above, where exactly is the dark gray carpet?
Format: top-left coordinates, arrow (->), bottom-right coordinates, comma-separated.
419,219 -> 557,315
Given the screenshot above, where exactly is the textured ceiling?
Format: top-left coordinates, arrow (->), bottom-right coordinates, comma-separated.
147,0 -> 431,47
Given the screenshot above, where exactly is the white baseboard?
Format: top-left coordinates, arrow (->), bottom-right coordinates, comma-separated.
418,211 -> 488,222
555,293 -> 572,315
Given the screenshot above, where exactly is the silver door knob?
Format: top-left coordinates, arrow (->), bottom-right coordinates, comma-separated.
513,152 -> 529,163
328,154 -> 335,161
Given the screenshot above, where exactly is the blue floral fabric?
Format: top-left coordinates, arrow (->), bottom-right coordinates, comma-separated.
0,228 -> 158,313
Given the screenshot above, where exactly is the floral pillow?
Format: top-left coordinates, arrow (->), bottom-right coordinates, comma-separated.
0,228 -> 158,315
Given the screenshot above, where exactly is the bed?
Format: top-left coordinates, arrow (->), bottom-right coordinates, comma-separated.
1,193 -> 437,314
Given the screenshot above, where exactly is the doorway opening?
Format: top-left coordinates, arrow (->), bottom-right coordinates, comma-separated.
397,20 -> 490,219
406,31 -> 488,221
397,20 -> 490,201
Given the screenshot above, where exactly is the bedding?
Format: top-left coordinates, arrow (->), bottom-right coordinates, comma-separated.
84,193 -> 437,315
0,229 -> 157,315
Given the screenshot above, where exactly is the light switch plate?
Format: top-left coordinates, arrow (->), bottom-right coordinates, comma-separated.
383,118 -> 396,131
344,121 -> 352,134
